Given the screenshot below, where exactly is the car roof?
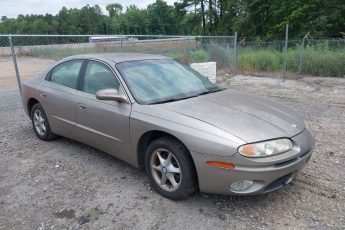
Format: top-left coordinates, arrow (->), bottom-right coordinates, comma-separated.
64,53 -> 170,63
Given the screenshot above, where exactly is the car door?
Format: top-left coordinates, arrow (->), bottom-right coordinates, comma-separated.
39,59 -> 85,140
75,60 -> 131,161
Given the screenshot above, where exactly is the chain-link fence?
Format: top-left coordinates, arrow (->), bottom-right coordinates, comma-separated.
0,34 -> 237,91
238,38 -> 345,78
238,40 -> 286,76
1,34 -> 345,93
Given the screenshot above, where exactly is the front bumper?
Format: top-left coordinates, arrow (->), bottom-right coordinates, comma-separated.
192,128 -> 314,195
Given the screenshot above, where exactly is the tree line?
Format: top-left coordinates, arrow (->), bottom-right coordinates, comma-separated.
0,0 -> 344,39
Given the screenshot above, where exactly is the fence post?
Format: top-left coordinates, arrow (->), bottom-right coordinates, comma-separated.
298,39 -> 305,74
186,36 -> 190,64
233,32 -> 238,76
283,24 -> 289,79
120,36 -> 123,53
8,34 -> 22,96
298,31 -> 310,74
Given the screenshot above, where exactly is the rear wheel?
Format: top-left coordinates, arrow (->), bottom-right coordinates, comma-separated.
145,137 -> 197,200
31,103 -> 57,141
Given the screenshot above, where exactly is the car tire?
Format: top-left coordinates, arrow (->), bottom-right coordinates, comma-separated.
31,103 -> 57,141
145,136 -> 198,200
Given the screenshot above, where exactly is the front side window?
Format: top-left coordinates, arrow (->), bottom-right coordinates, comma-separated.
116,59 -> 220,104
50,60 -> 83,89
82,61 -> 120,95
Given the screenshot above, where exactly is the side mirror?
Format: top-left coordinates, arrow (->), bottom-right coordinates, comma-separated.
96,89 -> 128,103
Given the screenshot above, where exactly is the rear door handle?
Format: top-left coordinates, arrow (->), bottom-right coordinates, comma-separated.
40,93 -> 47,98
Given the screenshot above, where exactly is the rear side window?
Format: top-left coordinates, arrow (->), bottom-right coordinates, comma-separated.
50,60 -> 83,89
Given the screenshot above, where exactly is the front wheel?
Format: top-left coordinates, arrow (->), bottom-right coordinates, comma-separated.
145,137 -> 198,200
31,103 -> 57,141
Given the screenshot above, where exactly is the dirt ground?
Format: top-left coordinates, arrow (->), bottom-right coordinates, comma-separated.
0,57 -> 345,229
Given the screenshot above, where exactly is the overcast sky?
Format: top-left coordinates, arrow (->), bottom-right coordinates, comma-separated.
0,0 -> 177,18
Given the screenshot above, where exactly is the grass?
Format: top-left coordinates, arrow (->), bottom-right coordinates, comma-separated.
26,48 -> 83,58
166,49 -> 209,64
239,49 -> 283,72
238,43 -> 345,77
298,45 -> 345,77
190,49 -> 209,62
22,40 -> 345,78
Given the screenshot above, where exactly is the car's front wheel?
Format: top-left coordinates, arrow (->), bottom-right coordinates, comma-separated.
31,103 -> 57,141
145,137 -> 198,200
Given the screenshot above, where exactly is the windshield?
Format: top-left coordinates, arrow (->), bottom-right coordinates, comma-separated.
116,59 -> 221,104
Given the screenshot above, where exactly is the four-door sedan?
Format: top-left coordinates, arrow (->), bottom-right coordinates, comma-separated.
22,53 -> 314,200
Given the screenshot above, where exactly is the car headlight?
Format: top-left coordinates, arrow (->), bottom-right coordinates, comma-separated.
238,138 -> 293,158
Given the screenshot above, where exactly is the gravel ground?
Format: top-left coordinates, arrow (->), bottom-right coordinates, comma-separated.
0,56 -> 55,90
0,57 -> 345,229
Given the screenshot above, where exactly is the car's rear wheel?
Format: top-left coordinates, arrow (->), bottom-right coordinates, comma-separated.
145,137 -> 197,200
31,103 -> 57,141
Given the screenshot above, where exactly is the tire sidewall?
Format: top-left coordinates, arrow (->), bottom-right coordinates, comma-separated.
30,103 -> 51,140
145,137 -> 197,200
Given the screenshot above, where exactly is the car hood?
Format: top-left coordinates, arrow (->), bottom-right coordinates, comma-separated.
157,89 -> 305,143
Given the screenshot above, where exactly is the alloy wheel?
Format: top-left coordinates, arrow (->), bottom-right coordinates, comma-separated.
150,148 -> 182,192
33,110 -> 46,136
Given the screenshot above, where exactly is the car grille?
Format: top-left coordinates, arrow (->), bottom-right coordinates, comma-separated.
264,173 -> 292,192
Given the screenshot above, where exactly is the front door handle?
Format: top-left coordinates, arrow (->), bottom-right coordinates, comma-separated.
79,105 -> 86,110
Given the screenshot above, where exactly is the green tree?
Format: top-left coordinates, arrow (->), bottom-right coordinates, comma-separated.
106,3 -> 123,17
106,3 -> 125,34
147,0 -> 178,35
79,5 -> 105,34
123,5 -> 148,34
0,0 -> 344,38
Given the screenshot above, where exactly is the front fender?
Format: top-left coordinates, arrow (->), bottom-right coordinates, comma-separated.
129,109 -> 245,166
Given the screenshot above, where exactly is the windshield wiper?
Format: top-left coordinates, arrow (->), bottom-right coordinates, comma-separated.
148,98 -> 179,105
149,94 -> 200,104
196,88 -> 223,96
148,88 -> 222,105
